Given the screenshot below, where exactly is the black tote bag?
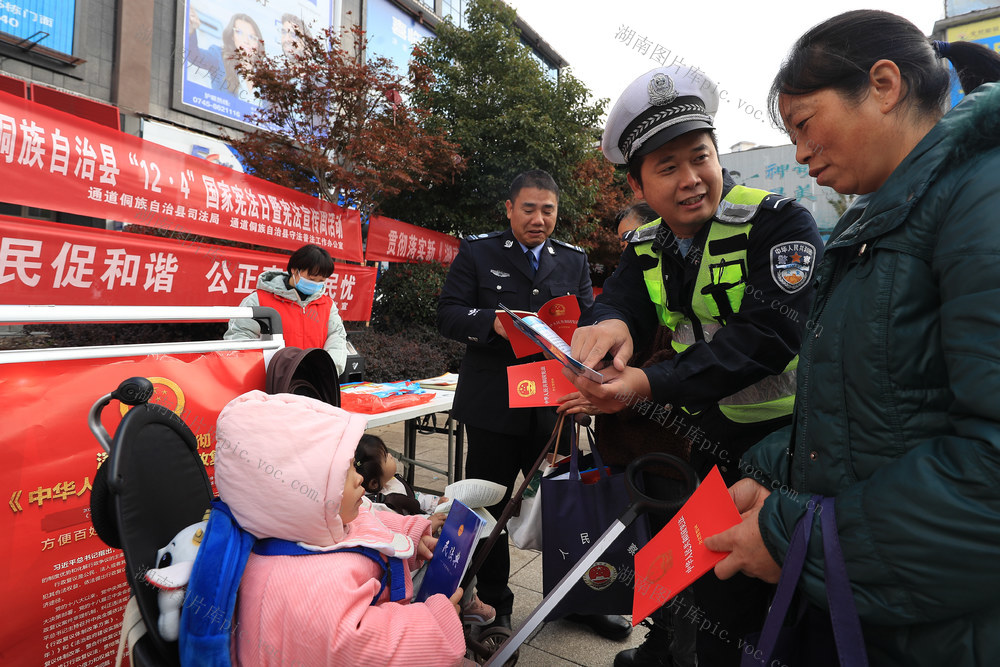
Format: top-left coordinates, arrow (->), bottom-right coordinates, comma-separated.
541,424 -> 651,618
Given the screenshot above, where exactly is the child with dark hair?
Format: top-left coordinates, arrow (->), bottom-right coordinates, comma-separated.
355,433 -> 497,626
356,434 -> 446,527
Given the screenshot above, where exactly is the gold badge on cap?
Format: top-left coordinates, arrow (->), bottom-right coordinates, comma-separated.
648,73 -> 677,106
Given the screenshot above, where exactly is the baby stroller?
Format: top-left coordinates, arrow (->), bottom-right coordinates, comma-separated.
88,376 -> 213,667
87,349 -> 342,666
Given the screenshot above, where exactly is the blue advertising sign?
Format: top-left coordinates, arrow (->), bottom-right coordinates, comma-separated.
0,1 -> 76,56
366,0 -> 435,77
182,0 -> 334,126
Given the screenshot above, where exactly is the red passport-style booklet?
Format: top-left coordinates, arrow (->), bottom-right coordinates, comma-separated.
631,466 -> 741,625
495,294 -> 581,359
507,359 -> 578,407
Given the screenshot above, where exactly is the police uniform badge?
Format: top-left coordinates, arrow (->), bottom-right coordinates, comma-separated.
504,240 -> 513,248
648,73 -> 677,106
770,242 -> 816,293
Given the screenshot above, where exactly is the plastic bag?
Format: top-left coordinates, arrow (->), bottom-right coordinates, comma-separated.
340,381 -> 435,414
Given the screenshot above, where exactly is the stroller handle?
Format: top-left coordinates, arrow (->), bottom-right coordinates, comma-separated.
87,377 -> 156,454
621,452 -> 699,524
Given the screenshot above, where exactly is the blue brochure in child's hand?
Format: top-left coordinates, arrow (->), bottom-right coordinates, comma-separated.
414,500 -> 486,602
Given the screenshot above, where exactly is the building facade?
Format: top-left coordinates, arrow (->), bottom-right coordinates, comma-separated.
0,0 -> 565,226
720,144 -> 847,236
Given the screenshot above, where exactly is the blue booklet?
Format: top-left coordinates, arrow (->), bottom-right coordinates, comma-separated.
414,499 -> 486,602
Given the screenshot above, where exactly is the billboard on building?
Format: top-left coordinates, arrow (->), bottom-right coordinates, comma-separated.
946,15 -> 1000,106
366,0 -> 435,77
0,1 -> 76,56
180,0 -> 336,126
946,1 -> 1000,17
142,119 -> 245,173
720,144 -> 845,235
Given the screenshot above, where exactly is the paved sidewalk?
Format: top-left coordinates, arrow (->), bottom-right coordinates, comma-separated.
367,416 -> 648,666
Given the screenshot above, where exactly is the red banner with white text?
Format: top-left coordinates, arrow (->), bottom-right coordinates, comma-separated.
366,214 -> 460,264
0,216 -> 377,321
0,90 -> 363,261
0,349 -> 266,666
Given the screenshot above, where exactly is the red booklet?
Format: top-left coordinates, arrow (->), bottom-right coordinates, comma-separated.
495,294 -> 581,359
506,359 -> 578,407
631,466 -> 740,625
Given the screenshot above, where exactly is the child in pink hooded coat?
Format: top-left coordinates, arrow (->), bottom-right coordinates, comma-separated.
214,390 -> 467,666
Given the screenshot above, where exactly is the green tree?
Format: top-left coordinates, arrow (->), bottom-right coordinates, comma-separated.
380,0 -> 607,244
230,24 -> 463,217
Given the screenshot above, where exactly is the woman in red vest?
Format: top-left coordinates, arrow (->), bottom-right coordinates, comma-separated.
225,244 -> 347,375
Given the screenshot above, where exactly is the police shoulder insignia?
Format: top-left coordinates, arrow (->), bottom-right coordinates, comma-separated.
761,194 -> 794,211
770,241 -> 816,293
468,230 -> 503,242
551,239 -> 585,253
630,224 -> 660,244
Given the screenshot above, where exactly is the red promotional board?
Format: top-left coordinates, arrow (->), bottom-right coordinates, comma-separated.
0,90 -> 363,261
366,214 -> 460,264
0,215 -> 377,321
0,349 -> 266,666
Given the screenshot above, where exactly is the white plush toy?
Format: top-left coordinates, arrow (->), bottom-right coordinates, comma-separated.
144,515 -> 209,642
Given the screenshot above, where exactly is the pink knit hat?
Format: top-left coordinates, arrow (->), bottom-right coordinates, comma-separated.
214,390 -> 413,557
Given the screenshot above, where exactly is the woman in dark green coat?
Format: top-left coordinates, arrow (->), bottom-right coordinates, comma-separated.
704,10 -> 1000,666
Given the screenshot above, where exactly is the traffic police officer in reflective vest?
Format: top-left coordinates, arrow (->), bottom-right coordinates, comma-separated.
563,67 -> 823,667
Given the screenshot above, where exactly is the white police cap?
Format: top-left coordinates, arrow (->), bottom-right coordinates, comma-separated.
602,66 -> 720,165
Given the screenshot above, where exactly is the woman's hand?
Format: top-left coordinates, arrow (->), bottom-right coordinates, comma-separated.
703,478 -> 782,583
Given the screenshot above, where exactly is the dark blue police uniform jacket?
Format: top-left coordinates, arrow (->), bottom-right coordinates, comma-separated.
438,228 -> 594,435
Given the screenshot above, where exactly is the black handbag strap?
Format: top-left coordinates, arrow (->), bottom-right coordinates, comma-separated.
752,495 -> 868,667
568,418 -> 582,480
584,424 -> 609,473
568,422 -> 612,482
820,497 -> 868,667
753,496 -> 816,662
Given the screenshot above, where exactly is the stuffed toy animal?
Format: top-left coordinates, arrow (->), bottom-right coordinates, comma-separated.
144,513 -> 210,642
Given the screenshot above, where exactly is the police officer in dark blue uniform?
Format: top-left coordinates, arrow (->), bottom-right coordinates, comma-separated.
563,67 -> 824,667
439,169 -> 633,639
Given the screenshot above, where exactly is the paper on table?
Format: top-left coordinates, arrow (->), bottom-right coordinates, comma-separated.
416,373 -> 459,390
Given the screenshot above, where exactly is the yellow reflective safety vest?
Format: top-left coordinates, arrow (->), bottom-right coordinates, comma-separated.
631,185 -> 797,424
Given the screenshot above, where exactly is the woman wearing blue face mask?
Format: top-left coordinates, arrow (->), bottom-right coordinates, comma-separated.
226,244 -> 348,375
